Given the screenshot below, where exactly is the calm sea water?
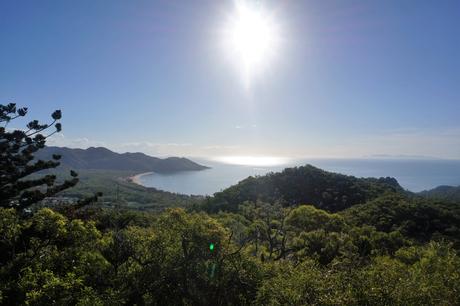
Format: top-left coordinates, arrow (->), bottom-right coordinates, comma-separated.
138,158 -> 460,195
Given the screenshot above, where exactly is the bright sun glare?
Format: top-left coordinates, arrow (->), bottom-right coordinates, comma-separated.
223,0 -> 280,87
216,156 -> 289,167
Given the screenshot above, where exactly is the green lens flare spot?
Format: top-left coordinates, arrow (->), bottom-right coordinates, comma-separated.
209,243 -> 215,251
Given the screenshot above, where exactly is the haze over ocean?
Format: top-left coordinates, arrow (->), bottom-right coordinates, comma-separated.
137,158 -> 460,195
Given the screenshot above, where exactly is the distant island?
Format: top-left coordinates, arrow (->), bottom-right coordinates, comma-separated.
35,146 -> 210,173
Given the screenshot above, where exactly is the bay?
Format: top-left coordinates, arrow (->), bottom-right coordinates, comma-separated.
137,158 -> 460,195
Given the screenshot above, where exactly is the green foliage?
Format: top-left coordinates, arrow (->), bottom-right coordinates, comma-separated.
342,193 -> 460,247
0,207 -> 263,305
286,204 -> 345,232
1,129 -> 459,305
0,208 -> 107,305
255,242 -> 460,306
1,197 -> 459,305
54,169 -> 202,211
104,208 -> 262,305
419,184 -> 460,202
353,242 -> 460,305
0,103 -> 81,210
203,165 -> 404,213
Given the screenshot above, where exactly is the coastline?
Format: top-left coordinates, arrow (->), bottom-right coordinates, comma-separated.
128,172 -> 153,186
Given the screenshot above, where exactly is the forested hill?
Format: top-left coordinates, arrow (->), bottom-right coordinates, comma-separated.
419,185 -> 460,202
35,146 -> 209,173
203,165 -> 405,213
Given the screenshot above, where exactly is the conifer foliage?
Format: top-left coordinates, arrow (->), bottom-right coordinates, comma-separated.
0,103 -> 79,210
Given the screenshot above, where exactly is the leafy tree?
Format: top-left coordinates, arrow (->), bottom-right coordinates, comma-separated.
1,103 -> 459,305
73,207 -> 261,305
0,208 -> 109,305
255,259 -> 354,305
342,193 -> 460,247
0,103 -> 81,210
238,201 -> 293,261
286,204 -> 344,233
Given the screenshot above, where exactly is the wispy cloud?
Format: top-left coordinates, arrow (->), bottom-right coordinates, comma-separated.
45,126 -> 460,160
46,135 -> 244,157
234,124 -> 258,129
47,134 -> 106,148
116,142 -> 193,156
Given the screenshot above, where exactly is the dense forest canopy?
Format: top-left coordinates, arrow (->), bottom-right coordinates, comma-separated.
202,165 -> 405,213
1,104 -> 459,305
420,185 -> 460,202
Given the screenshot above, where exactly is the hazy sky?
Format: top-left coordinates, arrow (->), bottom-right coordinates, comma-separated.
1,0 -> 459,159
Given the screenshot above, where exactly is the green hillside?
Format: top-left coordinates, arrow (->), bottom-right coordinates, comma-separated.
202,164 -> 405,213
3,164 -> 460,305
54,169 -> 203,211
419,185 -> 460,202
2,103 -> 459,304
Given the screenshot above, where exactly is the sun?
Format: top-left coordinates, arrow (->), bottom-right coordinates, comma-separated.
223,0 -> 280,87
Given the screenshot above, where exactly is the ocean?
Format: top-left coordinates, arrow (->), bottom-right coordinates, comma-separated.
137,158 -> 460,195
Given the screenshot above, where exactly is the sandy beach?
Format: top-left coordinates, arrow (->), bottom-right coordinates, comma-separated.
128,172 -> 153,186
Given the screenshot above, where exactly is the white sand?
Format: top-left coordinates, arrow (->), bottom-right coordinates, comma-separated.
128,172 -> 153,185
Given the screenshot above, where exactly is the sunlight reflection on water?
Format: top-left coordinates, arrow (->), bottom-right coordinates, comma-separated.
138,158 -> 460,195
213,155 -> 290,166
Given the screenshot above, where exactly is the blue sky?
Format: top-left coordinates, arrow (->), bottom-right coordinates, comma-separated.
1,0 -> 459,159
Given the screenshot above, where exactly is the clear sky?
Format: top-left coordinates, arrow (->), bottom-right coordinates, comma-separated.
1,0 -> 459,159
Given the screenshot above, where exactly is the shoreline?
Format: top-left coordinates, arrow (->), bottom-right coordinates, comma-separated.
128,172 -> 153,186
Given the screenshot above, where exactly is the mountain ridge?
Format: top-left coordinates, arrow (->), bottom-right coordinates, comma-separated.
35,146 -> 210,173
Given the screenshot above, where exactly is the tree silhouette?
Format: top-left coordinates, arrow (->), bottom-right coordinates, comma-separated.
0,103 -> 94,210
